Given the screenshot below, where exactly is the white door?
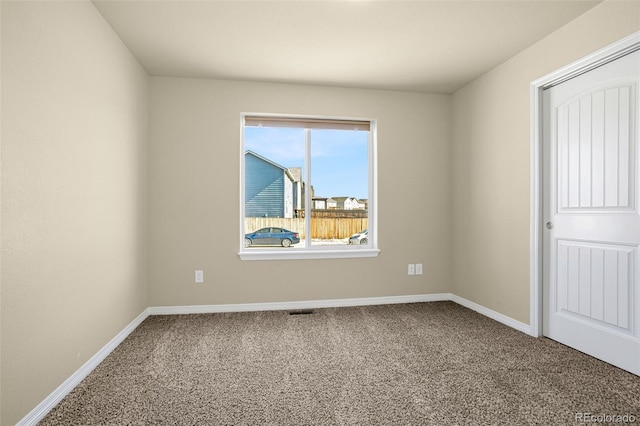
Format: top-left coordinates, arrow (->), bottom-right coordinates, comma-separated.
543,49 -> 640,375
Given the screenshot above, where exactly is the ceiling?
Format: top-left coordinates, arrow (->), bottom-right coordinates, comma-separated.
92,0 -> 601,94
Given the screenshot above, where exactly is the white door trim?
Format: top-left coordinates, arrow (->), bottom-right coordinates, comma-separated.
530,31 -> 640,338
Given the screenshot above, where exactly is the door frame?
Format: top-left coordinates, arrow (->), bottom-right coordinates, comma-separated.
530,31 -> 640,338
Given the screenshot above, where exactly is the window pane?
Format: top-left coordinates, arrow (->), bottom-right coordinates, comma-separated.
244,127 -> 305,248
310,129 -> 369,247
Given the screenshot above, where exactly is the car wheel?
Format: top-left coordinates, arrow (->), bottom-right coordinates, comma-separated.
281,238 -> 292,248
244,238 -> 252,247
360,238 -> 368,245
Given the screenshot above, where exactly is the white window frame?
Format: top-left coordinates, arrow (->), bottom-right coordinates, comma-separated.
239,113 -> 379,260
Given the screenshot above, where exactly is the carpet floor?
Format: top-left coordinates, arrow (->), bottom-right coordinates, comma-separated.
39,301 -> 640,425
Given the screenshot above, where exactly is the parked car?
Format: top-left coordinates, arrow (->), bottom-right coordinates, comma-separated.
349,229 -> 368,245
245,227 -> 300,248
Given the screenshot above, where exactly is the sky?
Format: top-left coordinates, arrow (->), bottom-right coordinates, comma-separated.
244,126 -> 369,200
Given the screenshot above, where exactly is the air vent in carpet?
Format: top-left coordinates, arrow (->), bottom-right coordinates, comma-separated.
288,310 -> 314,315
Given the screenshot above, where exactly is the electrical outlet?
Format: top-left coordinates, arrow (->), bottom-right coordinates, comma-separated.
416,263 -> 423,275
195,270 -> 204,283
408,264 -> 415,275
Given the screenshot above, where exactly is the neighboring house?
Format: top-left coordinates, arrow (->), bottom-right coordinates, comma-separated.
332,196 -> 360,210
245,151 -> 302,218
245,150 -> 365,217
288,167 -> 304,217
313,196 -> 367,211
313,197 -> 328,210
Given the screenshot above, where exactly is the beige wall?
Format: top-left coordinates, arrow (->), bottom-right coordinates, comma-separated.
451,0 -> 640,324
0,1 -> 149,424
148,77 -> 452,307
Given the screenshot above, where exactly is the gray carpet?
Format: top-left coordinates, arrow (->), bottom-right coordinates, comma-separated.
39,302 -> 640,425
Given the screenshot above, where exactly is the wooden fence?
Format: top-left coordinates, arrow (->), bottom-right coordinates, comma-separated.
245,217 -> 368,239
312,209 -> 368,218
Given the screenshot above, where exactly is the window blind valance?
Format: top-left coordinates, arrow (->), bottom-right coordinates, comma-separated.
244,116 -> 370,131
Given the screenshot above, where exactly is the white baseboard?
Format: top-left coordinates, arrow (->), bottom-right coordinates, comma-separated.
148,293 -> 451,315
449,294 -> 533,335
17,308 -> 151,426
149,295 -> 532,336
19,293 -> 531,425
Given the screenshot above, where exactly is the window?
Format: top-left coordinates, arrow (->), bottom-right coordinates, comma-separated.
240,114 -> 378,260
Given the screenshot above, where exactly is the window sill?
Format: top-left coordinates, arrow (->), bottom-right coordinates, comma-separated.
238,248 -> 380,261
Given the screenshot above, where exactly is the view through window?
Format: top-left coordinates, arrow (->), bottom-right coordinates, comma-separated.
241,115 -> 375,255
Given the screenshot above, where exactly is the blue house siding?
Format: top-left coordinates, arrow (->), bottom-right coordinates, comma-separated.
245,152 -> 285,217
